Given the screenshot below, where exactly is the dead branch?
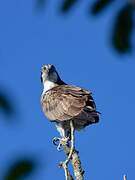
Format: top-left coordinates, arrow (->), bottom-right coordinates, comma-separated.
58,120 -> 84,180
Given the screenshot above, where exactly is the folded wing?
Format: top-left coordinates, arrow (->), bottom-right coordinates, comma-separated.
41,85 -> 99,126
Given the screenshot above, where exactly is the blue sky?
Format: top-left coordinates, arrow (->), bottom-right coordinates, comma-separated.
0,0 -> 135,179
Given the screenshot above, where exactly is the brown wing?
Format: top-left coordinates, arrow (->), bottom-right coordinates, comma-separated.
41,85 -> 98,122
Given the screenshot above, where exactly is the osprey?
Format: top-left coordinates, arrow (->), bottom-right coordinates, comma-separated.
40,64 -> 99,148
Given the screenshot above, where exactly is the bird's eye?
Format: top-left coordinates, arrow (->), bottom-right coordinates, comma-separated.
41,65 -> 47,72
43,66 -> 46,71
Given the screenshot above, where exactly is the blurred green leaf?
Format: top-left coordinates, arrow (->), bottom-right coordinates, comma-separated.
4,159 -> 36,180
0,93 -> 14,116
112,4 -> 133,54
60,0 -> 78,13
91,0 -> 114,15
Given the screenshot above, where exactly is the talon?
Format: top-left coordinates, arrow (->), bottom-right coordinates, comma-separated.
52,137 -> 61,146
52,136 -> 70,151
57,143 -> 63,151
61,137 -> 70,146
52,137 -> 63,151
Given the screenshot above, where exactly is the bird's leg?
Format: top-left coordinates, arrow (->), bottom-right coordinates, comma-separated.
58,121 -> 75,179
53,122 -> 70,151
62,120 -> 75,165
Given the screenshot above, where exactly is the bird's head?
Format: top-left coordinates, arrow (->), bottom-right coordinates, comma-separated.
41,64 -> 66,92
41,64 -> 60,84
41,64 -> 65,92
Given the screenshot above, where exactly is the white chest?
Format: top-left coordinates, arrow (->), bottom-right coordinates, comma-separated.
43,80 -> 56,93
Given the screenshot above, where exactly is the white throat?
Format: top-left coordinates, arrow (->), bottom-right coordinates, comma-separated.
43,80 -> 57,93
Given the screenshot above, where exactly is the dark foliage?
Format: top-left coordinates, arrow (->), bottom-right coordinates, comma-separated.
91,0 -> 114,15
4,159 -> 36,180
35,0 -> 46,10
0,93 -> 14,117
36,0 -> 135,54
60,0 -> 78,13
112,4 -> 134,53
